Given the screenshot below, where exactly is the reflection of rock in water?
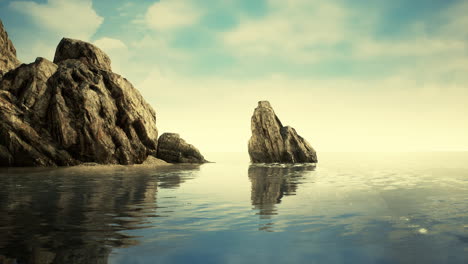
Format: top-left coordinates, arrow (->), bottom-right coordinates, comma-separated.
0,165 -> 198,264
248,164 -> 315,231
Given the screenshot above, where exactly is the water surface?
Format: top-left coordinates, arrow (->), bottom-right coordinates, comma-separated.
0,152 -> 467,263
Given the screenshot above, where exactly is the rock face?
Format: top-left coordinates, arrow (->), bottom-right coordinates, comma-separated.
0,20 -> 21,77
248,101 -> 317,163
0,36 -> 158,166
157,133 -> 207,163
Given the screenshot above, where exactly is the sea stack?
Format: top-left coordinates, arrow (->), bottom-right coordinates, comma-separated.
248,101 -> 317,163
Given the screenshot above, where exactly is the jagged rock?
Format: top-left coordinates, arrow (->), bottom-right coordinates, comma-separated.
157,133 -> 207,164
248,101 -> 317,163
54,38 -> 111,71
0,28 -> 158,166
0,19 -> 21,77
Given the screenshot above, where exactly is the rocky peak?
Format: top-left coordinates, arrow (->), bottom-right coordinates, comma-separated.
53,38 -> 112,71
248,101 -> 317,163
0,37 -> 158,166
258,100 -> 272,108
0,19 -> 21,77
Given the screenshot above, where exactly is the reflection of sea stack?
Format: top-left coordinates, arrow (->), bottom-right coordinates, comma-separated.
248,164 -> 316,218
248,101 -> 318,163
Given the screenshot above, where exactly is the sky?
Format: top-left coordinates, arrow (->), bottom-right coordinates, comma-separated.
0,0 -> 467,153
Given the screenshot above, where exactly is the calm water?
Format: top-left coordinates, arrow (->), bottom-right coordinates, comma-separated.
0,152 -> 467,264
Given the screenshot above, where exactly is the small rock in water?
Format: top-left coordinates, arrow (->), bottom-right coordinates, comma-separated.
157,133 -> 207,164
141,156 -> 170,166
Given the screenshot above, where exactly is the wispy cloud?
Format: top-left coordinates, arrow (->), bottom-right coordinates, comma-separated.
10,0 -> 103,40
223,0 -> 351,62
144,0 -> 202,31
8,0 -> 103,61
93,37 -> 128,74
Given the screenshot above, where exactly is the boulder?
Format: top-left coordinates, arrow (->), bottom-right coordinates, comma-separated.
0,19 -> 21,77
0,28 -> 158,166
157,133 -> 207,163
248,101 -> 317,163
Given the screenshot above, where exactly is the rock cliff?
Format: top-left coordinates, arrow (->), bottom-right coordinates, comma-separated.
0,22 -> 159,166
248,101 -> 317,163
0,19 -> 207,166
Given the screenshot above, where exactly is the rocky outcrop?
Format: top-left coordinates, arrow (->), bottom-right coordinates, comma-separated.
0,20 -> 211,167
248,101 -> 317,163
54,38 -> 111,71
157,133 -> 207,163
0,36 -> 158,166
0,20 -> 21,77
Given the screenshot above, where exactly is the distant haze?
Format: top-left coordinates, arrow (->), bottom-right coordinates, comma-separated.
1,0 -> 467,152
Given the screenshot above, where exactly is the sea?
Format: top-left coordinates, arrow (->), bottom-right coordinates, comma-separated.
0,152 -> 467,264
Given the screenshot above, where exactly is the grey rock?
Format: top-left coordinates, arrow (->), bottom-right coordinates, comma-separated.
157,133 -> 207,163
248,101 -> 317,163
0,33 -> 158,166
0,19 -> 21,77
54,38 -> 112,71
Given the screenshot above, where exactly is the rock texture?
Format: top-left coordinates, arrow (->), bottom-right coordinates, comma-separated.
157,133 -> 207,163
0,20 -> 21,77
248,101 -> 317,163
0,36 -> 158,166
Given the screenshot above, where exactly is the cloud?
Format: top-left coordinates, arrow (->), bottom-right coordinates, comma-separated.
223,0 -> 468,67
9,0 -> 103,62
144,0 -> 201,31
94,37 -> 127,52
10,0 -> 103,41
223,0 -> 352,62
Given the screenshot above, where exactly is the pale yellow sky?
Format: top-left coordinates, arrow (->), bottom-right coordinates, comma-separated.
138,73 -> 468,153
